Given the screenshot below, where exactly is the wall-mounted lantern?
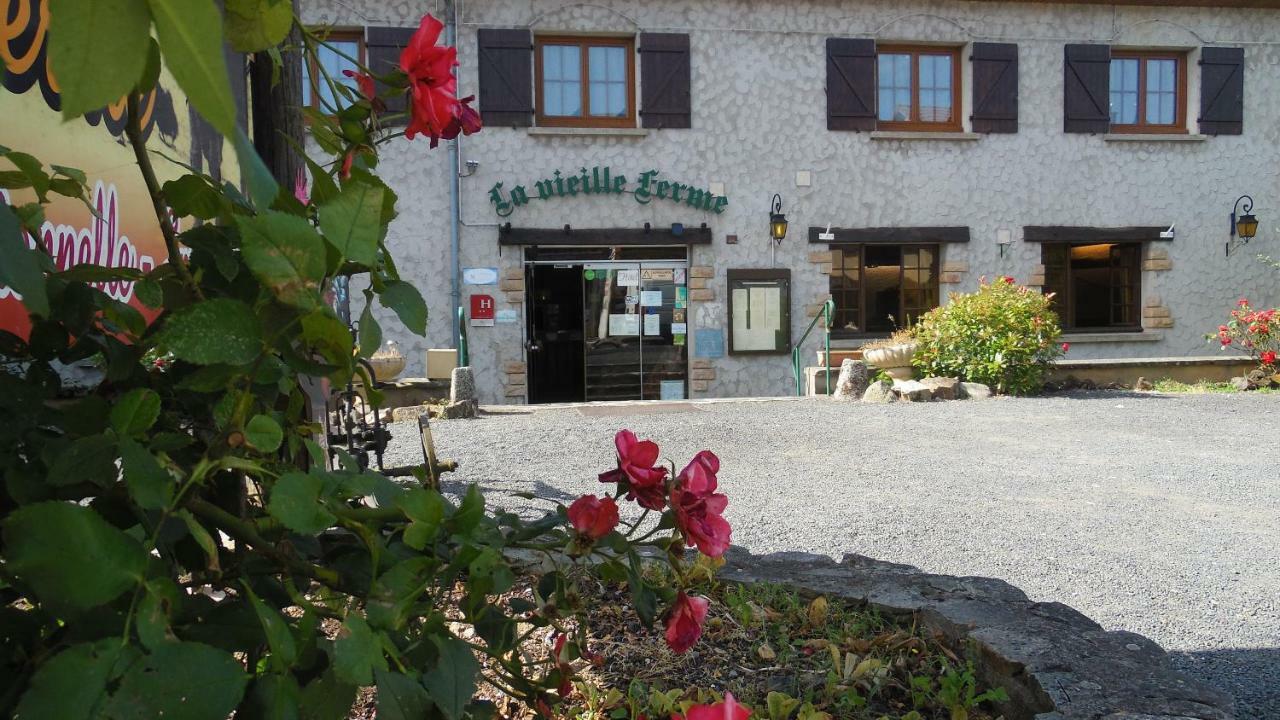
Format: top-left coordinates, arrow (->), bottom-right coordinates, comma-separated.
996,228 -> 1013,258
769,194 -> 788,245
1227,195 -> 1259,256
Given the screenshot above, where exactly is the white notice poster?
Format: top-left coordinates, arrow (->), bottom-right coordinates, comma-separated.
671,322 -> 687,334
644,314 -> 661,335
608,314 -> 640,336
616,269 -> 639,287
641,290 -> 664,306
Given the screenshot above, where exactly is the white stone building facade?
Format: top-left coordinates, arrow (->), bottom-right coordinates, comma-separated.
302,0 -> 1280,404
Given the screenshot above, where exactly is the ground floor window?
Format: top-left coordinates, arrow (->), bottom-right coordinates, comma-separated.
1041,243 -> 1141,331
829,244 -> 939,336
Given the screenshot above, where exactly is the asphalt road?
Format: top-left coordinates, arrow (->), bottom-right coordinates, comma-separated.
385,391 -> 1280,718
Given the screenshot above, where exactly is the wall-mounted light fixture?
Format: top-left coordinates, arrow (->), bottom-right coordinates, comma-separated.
1227,195 -> 1259,256
769,194 -> 788,245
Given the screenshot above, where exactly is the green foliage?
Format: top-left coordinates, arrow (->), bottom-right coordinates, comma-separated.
1,4 -> 702,718
911,278 -> 1064,395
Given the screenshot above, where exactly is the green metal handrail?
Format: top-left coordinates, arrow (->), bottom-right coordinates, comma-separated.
456,306 -> 469,367
792,298 -> 834,396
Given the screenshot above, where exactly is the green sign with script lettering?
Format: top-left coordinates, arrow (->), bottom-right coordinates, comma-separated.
488,167 -> 728,217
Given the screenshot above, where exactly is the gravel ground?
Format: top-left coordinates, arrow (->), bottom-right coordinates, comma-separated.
384,391 -> 1280,718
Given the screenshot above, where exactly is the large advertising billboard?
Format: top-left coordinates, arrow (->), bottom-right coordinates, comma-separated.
1,0 -> 241,336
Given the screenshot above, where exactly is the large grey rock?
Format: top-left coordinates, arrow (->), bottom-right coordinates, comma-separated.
450,366 -> 476,404
959,381 -> 993,400
438,400 -> 477,420
831,359 -> 869,400
861,379 -> 897,403
893,379 -> 933,402
720,549 -> 1234,720
919,376 -> 960,401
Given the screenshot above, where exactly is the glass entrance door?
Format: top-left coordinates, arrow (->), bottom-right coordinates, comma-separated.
525,248 -> 689,404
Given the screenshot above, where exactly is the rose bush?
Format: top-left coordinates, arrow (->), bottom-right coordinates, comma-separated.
911,276 -> 1065,395
1209,298 -> 1279,371
0,3 -> 729,717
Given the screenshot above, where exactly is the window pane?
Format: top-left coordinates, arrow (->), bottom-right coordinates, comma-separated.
878,54 -> 911,121
864,245 -> 902,333
919,55 -> 951,122
543,45 -> 582,117
586,45 -> 626,117
1145,59 -> 1177,125
830,248 -> 862,332
1109,58 -> 1139,124
307,40 -> 360,110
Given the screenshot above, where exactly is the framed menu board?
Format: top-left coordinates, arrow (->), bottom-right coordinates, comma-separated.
727,269 -> 791,355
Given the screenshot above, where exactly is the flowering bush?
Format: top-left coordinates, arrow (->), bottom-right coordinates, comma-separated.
911,277 -> 1065,395
0,3 -> 726,718
1210,298 -> 1280,371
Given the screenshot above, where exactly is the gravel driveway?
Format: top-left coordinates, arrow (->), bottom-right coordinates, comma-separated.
384,392 -> 1280,718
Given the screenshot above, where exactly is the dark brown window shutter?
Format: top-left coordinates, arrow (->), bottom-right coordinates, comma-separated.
826,38 -> 876,132
1199,47 -> 1244,135
970,43 -> 1018,133
366,26 -> 415,127
478,29 -> 533,128
639,33 -> 691,129
1064,44 -> 1110,134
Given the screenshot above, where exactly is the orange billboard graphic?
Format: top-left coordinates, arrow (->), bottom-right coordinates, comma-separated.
1,0 -> 242,336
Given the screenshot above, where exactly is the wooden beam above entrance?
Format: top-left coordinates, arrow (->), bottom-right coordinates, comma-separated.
1023,226 -> 1173,243
499,225 -> 712,246
808,226 -> 971,244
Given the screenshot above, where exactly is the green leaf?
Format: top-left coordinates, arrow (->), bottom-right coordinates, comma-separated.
146,0 -> 238,137
136,580 -> 178,650
378,281 -> 427,336
110,388 -> 161,437
244,585 -> 298,670
332,614 -> 387,687
103,641 -> 249,720
176,509 -> 221,571
237,212 -> 325,309
234,128 -> 280,210
154,298 -> 263,365
47,434 -> 118,489
120,438 -> 174,510
47,0 -> 152,119
397,488 -> 445,550
224,0 -> 294,52
134,37 -> 162,93
422,636 -> 477,720
239,674 -> 302,720
357,300 -> 381,359
318,179 -> 384,266
299,309 -> 354,377
14,639 -> 136,720
245,414 -> 283,452
3,501 -> 146,613
298,671 -> 356,720
448,484 -> 485,535
267,472 -> 336,534
375,669 -> 432,720
163,175 -> 225,220
0,202 -> 50,317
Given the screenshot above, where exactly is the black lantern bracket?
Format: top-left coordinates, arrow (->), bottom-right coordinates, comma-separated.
1227,194 -> 1259,257
769,193 -> 788,247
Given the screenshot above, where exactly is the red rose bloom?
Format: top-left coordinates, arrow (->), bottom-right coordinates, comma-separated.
1061,342 -> 1070,353
671,451 -> 732,558
567,495 -> 619,540
679,692 -> 751,720
1262,351 -> 1277,365
664,592 -> 709,654
342,68 -> 376,99
398,14 -> 482,145
598,430 -> 669,510
1000,275 -> 1015,284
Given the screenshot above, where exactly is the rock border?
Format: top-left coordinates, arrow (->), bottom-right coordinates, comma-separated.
720,549 -> 1233,720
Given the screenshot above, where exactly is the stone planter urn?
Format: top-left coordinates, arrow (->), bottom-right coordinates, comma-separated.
863,342 -> 917,381
367,340 -> 406,382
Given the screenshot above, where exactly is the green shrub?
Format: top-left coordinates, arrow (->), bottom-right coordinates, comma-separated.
911,277 -> 1065,394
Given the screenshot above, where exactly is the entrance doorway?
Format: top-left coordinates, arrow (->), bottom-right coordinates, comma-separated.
525,247 -> 689,404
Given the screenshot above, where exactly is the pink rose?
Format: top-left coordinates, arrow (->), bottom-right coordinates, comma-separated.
1061,342 -> 1070,353
664,592 -> 709,654
598,430 -> 669,510
671,451 -> 732,558
566,495 -> 619,540
678,692 -> 751,720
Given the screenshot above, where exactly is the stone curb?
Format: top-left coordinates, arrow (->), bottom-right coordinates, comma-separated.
719,549 -> 1233,720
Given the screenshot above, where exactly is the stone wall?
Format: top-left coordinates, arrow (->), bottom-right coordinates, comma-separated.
302,0 -> 1280,403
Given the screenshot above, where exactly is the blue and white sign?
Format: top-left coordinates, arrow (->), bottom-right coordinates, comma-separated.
463,267 -> 500,285
694,329 -> 725,358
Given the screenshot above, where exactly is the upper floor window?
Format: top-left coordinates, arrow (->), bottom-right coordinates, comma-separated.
535,36 -> 635,128
830,244 -> 939,336
876,46 -> 961,131
1109,51 -> 1186,132
302,30 -> 365,113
